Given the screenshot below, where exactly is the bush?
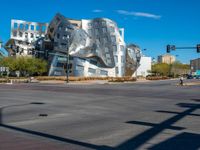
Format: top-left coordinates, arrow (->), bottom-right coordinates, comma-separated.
146,76 -> 170,80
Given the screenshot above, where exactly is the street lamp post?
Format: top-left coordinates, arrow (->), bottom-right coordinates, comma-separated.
66,35 -> 70,83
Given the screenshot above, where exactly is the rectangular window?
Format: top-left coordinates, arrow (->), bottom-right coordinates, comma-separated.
88,29 -> 92,35
76,65 -> 84,71
14,23 -> 18,29
106,53 -> 110,58
102,27 -> 107,33
100,70 -> 108,76
102,21 -> 106,26
31,25 -> 35,31
111,36 -> 116,43
103,37 -> 108,44
107,59 -> 112,64
88,68 -> 96,74
25,24 -> 29,30
95,29 -> 98,35
121,55 -> 125,63
42,26 -> 47,32
114,55 -> 118,63
112,45 -> 117,52
105,47 -> 109,53
115,67 -> 119,74
120,45 -> 125,52
36,25 -> 40,31
90,59 -> 97,65
19,24 -> 24,30
109,27 -> 115,32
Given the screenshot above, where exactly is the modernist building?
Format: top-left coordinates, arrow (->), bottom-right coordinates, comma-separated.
190,58 -> 200,74
133,56 -> 152,77
5,13 -> 141,77
158,54 -> 176,64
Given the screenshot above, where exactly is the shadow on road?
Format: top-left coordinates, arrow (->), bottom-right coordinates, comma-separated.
0,100 -> 200,150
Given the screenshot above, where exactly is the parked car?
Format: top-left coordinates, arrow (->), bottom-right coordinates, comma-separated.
186,74 -> 193,79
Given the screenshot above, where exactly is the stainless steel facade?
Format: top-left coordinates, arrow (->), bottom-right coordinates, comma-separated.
6,13 -> 141,77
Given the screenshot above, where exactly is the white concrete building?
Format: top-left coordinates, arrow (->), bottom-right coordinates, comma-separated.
133,56 -> 152,77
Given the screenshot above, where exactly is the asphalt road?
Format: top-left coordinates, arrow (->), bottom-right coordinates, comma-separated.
0,79 -> 200,150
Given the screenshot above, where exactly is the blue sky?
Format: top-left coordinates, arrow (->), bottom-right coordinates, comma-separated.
0,0 -> 200,63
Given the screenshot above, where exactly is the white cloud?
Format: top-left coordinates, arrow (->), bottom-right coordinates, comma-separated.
92,9 -> 103,13
117,10 -> 161,19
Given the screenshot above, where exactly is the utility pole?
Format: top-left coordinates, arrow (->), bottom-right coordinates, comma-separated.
66,35 -> 70,83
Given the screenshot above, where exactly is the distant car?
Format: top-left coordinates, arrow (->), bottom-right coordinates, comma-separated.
194,75 -> 200,79
186,74 -> 193,79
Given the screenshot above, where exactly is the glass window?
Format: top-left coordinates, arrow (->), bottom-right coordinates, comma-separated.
107,59 -> 112,64
106,53 -> 110,58
95,29 -> 98,35
110,26 -> 115,32
112,45 -> 117,52
31,25 -> 35,31
114,55 -> 118,63
100,70 -> 108,76
76,65 -> 84,71
14,23 -> 18,29
121,55 -> 125,63
19,24 -> 24,30
25,24 -> 29,30
19,31 -> 23,37
102,21 -> 106,26
103,37 -> 108,44
105,47 -> 109,53
102,27 -> 107,33
120,45 -> 125,52
36,25 -> 40,31
88,68 -> 96,74
111,36 -> 116,43
115,67 -> 119,74
42,26 -> 47,32
90,59 -> 97,65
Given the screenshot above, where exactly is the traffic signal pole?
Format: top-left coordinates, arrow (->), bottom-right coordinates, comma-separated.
166,44 -> 200,53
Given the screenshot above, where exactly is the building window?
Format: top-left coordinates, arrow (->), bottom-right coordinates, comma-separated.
57,33 -> 60,39
121,55 -> 125,63
88,23 -> 92,27
100,70 -> 108,76
102,27 -> 107,33
90,59 -> 97,65
115,67 -> 119,74
76,65 -> 84,71
36,25 -> 40,31
30,33 -> 34,38
95,29 -> 98,35
19,31 -> 23,37
106,53 -> 110,58
25,24 -> 29,30
105,47 -> 109,53
13,31 -> 17,37
42,26 -> 47,32
14,23 -> 18,29
31,25 -> 35,31
102,21 -> 106,26
120,45 -> 125,52
111,36 -> 116,43
19,24 -> 24,30
114,55 -> 118,63
103,37 -> 108,44
112,45 -> 117,52
107,59 -> 112,64
109,26 -> 115,32
88,68 -> 96,74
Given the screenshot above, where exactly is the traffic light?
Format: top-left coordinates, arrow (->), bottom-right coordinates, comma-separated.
197,44 -> 200,53
167,45 -> 170,53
